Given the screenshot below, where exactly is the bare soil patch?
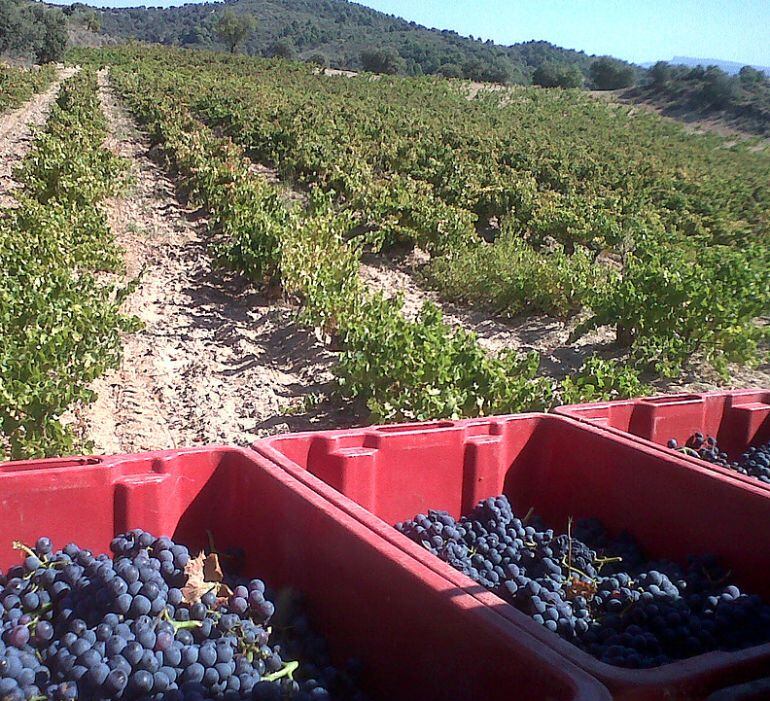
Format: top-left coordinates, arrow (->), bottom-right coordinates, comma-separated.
589,89 -> 770,149
79,72 -> 351,455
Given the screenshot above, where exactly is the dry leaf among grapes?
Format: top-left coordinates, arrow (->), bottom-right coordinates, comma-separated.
181,551 -> 233,605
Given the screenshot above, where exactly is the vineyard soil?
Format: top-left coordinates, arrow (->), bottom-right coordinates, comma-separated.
78,74 -> 349,453
3,48 -> 769,457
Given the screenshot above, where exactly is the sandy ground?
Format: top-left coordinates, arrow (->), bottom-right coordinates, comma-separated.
0,66 -> 77,208
323,67 -> 359,78
79,73 -> 348,455
359,250 -> 770,393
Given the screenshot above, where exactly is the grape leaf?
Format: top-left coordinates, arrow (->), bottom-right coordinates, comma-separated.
181,551 -> 233,605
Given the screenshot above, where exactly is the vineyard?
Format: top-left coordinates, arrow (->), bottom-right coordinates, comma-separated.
0,64 -> 56,114
1,46 -> 769,459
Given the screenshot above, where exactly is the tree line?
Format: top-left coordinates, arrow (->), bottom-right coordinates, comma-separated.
636,61 -> 770,135
1,0 -> 766,134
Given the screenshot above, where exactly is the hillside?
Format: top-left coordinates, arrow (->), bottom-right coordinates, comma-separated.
83,0 -> 770,135
627,61 -> 770,136
81,0 -> 600,83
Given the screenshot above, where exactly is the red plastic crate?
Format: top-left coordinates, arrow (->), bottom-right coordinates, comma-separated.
706,676 -> 770,701
254,415 -> 770,700
555,390 -> 770,492
0,447 -> 609,701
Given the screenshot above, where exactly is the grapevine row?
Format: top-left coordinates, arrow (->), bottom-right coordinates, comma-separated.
0,64 -> 57,114
106,61 -> 647,424
0,69 -> 132,459
76,46 -> 770,378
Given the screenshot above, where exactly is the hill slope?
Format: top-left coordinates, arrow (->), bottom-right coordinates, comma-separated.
627,61 -> 770,136
88,0 -> 598,82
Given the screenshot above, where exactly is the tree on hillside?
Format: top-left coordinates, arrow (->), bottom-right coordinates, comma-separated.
0,0 -> 24,54
214,9 -> 256,54
532,62 -> 583,88
697,66 -> 738,108
435,62 -> 462,78
82,9 -> 101,32
648,61 -> 671,90
360,47 -> 405,75
0,0 -> 66,63
589,56 -> 635,90
738,65 -> 766,86
480,61 -> 512,85
32,5 -> 67,63
305,51 -> 328,67
268,38 -> 296,60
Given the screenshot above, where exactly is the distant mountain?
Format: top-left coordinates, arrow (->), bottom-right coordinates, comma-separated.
642,56 -> 770,76
69,0 -> 618,84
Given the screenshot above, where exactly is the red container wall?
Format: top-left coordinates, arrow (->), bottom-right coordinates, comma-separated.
706,677 -> 770,701
254,415 -> 770,701
0,447 -> 609,701
554,390 -> 770,492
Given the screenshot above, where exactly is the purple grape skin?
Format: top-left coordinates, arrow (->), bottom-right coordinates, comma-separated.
154,630 -> 173,652
0,529 -> 352,700
7,625 -> 30,648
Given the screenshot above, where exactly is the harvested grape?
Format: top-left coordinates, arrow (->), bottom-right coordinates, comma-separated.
673,432 -> 770,484
0,532 -> 367,700
396,495 -> 770,668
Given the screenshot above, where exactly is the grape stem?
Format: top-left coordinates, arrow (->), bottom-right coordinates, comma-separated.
159,608 -> 203,631
560,557 -> 593,582
263,660 -> 299,683
171,619 -> 203,631
12,541 -> 37,559
23,604 -> 53,628
206,529 -> 236,560
595,555 -> 623,573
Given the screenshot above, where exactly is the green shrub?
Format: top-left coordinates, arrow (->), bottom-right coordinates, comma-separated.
557,356 -> 652,406
336,298 -> 553,421
280,192 -> 364,336
0,64 -> 56,113
575,238 -> 770,377
428,230 -> 612,318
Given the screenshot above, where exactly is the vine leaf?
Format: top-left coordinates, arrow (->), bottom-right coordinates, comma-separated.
181,552 -> 233,605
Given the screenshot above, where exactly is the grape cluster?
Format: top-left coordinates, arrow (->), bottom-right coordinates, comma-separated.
669,433 -> 770,484
0,532 -> 367,701
396,495 -> 770,668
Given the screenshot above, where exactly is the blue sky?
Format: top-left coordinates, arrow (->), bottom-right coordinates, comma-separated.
361,0 -> 770,65
48,0 -> 770,66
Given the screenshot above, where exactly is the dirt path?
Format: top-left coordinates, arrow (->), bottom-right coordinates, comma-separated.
359,252 -> 770,392
80,73 -> 345,454
0,66 -> 78,208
